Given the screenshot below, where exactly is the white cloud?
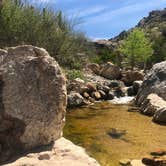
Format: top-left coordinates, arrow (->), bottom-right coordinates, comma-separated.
85,0 -> 166,24
67,6 -> 107,18
34,0 -> 76,3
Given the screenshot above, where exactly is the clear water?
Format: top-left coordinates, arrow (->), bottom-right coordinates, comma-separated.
64,101 -> 166,166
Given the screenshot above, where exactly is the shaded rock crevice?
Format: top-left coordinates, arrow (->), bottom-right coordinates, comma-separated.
0,74 -> 26,163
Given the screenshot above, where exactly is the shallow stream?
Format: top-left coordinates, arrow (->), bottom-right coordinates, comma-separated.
64,100 -> 166,166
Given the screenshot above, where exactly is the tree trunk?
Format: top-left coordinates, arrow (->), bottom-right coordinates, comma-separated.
143,61 -> 147,72
131,56 -> 135,71
116,53 -> 122,68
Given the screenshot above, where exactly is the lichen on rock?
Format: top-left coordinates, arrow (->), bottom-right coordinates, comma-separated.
0,45 -> 67,163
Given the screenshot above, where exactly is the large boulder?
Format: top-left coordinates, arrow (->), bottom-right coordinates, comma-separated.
133,81 -> 143,94
67,78 -> 88,94
139,93 -> 166,116
67,92 -> 88,108
99,62 -> 121,80
91,91 -> 101,100
121,70 -> 144,86
0,46 -> 67,162
135,61 -> 166,123
136,61 -> 166,106
139,93 -> 166,123
109,80 -> 125,88
85,73 -> 112,87
86,63 -> 100,75
153,107 -> 166,123
127,81 -> 143,96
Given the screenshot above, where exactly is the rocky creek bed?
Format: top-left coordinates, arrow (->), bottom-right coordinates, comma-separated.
64,101 -> 166,166
0,46 -> 166,166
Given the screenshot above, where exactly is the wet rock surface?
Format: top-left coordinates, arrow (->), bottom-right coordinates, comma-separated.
133,81 -> 143,95
67,92 -> 88,108
153,107 -> 166,123
108,128 -> 126,139
142,155 -> 166,166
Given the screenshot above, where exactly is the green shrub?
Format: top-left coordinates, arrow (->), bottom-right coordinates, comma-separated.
66,69 -> 85,81
119,29 -> 153,70
99,49 -> 115,63
92,47 -> 116,64
0,0 -> 95,69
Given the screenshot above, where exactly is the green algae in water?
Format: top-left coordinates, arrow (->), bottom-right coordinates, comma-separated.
64,101 -> 166,166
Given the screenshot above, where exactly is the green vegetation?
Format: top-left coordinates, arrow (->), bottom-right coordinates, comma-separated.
150,27 -> 166,63
115,9 -> 166,68
119,29 -> 153,70
1,0 -> 165,72
92,48 -> 116,64
0,0 -> 95,69
66,69 -> 85,81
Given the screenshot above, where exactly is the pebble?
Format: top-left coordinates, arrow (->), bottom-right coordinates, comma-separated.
119,159 -> 131,165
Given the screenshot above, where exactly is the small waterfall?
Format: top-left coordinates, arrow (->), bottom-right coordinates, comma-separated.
109,96 -> 134,104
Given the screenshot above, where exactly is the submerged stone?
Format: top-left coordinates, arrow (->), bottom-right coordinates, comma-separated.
107,128 -> 126,139
119,159 -> 131,165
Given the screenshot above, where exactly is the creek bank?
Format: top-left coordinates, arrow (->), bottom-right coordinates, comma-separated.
136,61 -> 166,124
66,61 -> 166,165
64,101 -> 166,166
4,137 -> 100,166
68,61 -> 166,125
67,62 -> 144,108
119,150 -> 166,166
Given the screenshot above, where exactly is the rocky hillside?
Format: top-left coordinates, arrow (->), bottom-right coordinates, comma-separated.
94,8 -> 166,64
110,8 -> 166,41
137,8 -> 166,31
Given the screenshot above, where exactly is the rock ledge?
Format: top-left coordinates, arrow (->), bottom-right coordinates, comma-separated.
4,137 -> 100,166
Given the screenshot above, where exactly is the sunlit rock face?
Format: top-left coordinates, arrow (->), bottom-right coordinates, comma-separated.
99,62 -> 121,80
0,45 -> 67,162
136,61 -> 166,123
136,61 -> 166,105
4,137 -> 100,166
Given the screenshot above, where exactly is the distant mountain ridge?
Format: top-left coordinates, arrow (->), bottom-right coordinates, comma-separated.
109,8 -> 166,41
94,8 -> 166,64
137,8 -> 166,28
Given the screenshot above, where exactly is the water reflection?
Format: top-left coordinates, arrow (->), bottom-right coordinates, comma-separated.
64,101 -> 166,166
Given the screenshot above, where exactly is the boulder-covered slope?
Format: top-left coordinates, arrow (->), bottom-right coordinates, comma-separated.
110,8 -> 166,42
137,8 -> 166,30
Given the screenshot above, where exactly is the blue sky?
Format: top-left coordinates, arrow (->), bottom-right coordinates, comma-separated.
31,0 -> 166,39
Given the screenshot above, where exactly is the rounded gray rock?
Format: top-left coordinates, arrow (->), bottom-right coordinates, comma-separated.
136,61 -> 166,106
0,46 -> 67,159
